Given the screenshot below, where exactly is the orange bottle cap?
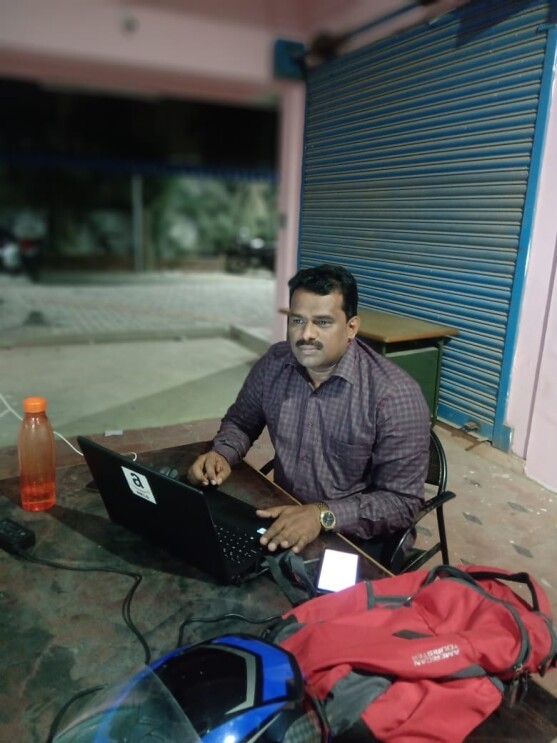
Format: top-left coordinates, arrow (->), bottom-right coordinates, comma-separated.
23,396 -> 47,413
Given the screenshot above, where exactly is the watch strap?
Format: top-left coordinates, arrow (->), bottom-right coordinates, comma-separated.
315,501 -> 336,530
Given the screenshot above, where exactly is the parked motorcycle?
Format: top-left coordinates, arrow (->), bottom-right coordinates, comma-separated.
18,236 -> 43,282
13,211 -> 46,282
225,236 -> 275,274
0,227 -> 22,274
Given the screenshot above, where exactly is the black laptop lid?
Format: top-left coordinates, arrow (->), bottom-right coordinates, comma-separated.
76,436 -> 265,583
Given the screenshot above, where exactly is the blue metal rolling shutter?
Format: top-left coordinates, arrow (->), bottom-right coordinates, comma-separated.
298,0 -> 552,444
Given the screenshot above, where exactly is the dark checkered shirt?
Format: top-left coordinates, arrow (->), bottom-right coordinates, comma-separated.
212,339 -> 430,539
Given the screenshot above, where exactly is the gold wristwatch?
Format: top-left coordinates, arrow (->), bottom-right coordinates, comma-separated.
315,501 -> 336,531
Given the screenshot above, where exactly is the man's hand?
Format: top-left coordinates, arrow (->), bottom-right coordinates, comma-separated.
187,451 -> 231,487
256,504 -> 322,554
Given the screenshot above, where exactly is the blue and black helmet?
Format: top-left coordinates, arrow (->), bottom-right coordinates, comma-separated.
54,634 -> 326,742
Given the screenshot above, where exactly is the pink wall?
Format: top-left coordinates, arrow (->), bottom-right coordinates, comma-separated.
0,0 -> 555,489
523,259 -> 557,490
0,0 -> 286,104
506,71 -> 557,490
273,84 -> 305,343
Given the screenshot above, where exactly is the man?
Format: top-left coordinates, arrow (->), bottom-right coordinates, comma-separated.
188,264 -> 430,559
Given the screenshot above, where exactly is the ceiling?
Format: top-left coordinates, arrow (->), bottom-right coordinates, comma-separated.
0,0 -> 472,111
115,0 -> 471,41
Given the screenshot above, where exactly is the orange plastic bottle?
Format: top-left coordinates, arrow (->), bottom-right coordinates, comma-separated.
18,396 -> 57,511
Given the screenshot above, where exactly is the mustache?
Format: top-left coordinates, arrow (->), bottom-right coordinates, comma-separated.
296,340 -> 323,350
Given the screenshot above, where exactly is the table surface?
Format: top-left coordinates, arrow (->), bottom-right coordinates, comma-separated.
357,308 -> 459,344
0,437 -> 387,742
280,306 -> 459,343
1,428 -> 555,742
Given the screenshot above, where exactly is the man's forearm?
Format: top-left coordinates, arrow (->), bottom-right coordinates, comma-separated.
212,418 -> 253,466
330,488 -> 422,540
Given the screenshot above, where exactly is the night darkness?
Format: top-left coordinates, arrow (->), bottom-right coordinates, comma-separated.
0,78 -> 278,172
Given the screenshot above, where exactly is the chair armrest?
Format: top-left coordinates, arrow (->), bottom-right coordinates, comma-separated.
387,490 -> 457,572
415,490 -> 457,521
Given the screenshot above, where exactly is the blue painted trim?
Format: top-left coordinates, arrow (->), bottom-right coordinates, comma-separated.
492,23 -> 557,451
274,39 -> 306,81
496,424 -> 513,451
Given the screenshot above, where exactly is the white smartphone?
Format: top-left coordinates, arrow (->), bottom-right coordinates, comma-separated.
316,548 -> 359,593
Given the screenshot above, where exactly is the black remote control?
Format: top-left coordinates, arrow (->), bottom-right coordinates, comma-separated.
0,518 -> 36,554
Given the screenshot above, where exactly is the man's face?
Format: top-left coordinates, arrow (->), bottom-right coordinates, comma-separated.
288,289 -> 360,377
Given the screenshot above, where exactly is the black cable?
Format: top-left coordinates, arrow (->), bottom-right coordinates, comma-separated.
11,549 -> 284,739
45,684 -> 105,743
176,611 -> 283,648
10,548 -> 150,743
14,550 -> 151,664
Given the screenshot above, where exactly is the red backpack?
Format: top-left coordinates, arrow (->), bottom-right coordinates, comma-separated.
266,564 -> 557,742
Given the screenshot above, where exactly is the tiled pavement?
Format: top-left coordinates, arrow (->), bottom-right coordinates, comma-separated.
0,270 -> 275,347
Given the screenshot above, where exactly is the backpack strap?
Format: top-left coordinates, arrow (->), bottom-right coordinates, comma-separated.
423,565 -> 542,612
466,570 -> 541,612
263,551 -> 318,605
423,565 -> 557,679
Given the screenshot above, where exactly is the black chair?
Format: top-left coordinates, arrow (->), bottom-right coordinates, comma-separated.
384,428 -> 456,574
259,428 -> 456,575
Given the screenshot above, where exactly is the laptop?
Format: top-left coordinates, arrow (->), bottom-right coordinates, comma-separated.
77,436 -> 274,585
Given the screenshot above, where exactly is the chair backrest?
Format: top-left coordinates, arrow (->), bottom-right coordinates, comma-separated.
399,427 -> 454,571
425,428 -> 448,496
383,427 -> 455,573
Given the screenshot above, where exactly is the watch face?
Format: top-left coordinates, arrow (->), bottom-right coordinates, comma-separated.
321,510 -> 336,530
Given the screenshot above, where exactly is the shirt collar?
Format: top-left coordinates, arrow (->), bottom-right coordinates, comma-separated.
284,338 -> 360,386
331,338 -> 359,385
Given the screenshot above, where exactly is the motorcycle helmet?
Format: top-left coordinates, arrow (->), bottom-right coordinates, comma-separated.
53,634 -> 326,742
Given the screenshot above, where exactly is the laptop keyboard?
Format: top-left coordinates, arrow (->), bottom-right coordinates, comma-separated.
215,523 -> 261,565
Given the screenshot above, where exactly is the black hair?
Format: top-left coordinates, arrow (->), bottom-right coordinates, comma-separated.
288,264 -> 358,319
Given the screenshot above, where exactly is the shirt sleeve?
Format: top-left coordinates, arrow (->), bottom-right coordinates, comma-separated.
331,381 -> 431,539
211,355 -> 269,466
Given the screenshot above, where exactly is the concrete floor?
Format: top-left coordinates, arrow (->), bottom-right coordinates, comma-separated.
0,268 -> 274,447
1,269 -> 556,698
0,337 -> 259,448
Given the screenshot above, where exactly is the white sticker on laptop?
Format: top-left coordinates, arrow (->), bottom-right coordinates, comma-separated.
122,467 -> 157,504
